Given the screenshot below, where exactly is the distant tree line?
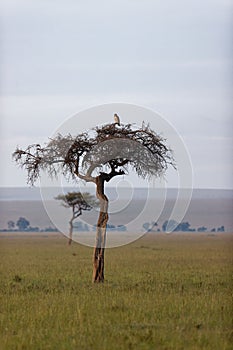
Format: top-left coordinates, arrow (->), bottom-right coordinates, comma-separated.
1,217 -> 127,233
0,217 -> 58,232
143,220 -> 225,233
1,217 -> 225,233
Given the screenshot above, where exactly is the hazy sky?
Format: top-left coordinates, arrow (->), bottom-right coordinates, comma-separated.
0,0 -> 232,188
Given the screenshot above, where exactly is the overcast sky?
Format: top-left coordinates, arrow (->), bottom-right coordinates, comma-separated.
0,0 -> 232,189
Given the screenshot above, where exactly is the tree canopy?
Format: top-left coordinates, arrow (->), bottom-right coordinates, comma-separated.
55,192 -> 97,212
13,122 -> 175,186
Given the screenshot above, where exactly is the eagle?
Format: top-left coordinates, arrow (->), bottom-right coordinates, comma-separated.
114,113 -> 120,126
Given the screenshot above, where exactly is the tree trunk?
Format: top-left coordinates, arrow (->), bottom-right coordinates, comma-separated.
92,175 -> 109,283
69,207 -> 82,246
68,218 -> 73,245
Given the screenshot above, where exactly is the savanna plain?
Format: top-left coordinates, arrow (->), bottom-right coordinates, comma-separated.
0,232 -> 232,350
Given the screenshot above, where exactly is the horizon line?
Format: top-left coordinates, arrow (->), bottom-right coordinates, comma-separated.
0,186 -> 232,191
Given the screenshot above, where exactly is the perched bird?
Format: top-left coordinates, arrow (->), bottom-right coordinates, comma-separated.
114,113 -> 120,126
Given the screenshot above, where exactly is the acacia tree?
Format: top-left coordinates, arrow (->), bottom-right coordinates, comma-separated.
13,121 -> 174,282
7,220 -> 15,231
16,217 -> 30,231
55,192 -> 97,245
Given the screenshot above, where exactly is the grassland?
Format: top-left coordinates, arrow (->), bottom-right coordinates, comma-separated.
0,232 -> 232,350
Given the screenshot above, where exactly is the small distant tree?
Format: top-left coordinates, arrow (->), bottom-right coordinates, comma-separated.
7,220 -> 15,231
143,222 -> 150,231
177,222 -> 191,232
162,219 -> 178,232
16,217 -> 30,231
149,221 -> 158,232
55,192 -> 97,245
143,221 -> 158,232
197,226 -> 207,232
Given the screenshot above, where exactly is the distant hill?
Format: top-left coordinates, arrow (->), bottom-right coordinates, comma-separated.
0,187 -> 232,232
0,187 -> 232,201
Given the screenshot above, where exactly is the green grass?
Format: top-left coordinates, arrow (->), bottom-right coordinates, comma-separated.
0,233 -> 232,350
